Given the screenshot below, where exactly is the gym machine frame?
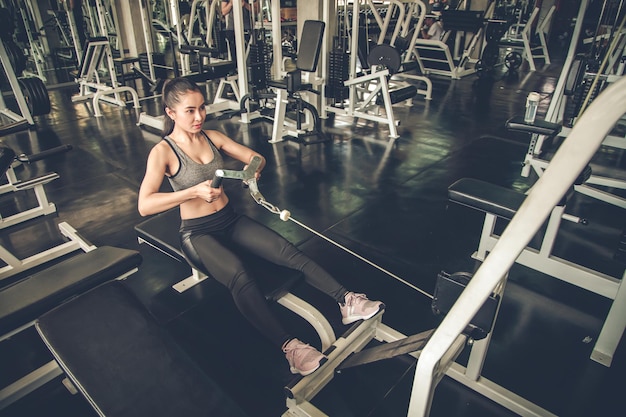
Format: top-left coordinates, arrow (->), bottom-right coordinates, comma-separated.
0,41 -> 36,126
408,74 -> 626,417
137,0 -> 248,131
498,5 -> 554,72
321,0 -> 423,139
71,38 -> 140,119
520,0 -> 626,210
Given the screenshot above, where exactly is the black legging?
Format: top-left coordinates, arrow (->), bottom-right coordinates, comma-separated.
180,203 -> 347,348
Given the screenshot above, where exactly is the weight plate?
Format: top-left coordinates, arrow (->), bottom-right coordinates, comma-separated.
504,51 -> 522,69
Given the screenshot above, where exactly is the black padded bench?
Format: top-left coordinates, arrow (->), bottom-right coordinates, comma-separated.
134,208 -> 337,351
35,280 -> 249,417
448,178 -> 526,221
0,245 -> 142,409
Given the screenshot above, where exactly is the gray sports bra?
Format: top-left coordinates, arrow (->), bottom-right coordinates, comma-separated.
163,131 -> 224,191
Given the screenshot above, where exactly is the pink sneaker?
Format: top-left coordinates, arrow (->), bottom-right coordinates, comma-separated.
282,339 -> 325,376
340,292 -> 385,325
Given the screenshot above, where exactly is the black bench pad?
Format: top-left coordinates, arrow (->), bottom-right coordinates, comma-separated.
448,178 -> 526,220
135,209 -> 303,301
36,281 -> 248,417
506,116 -> 562,136
0,246 -> 142,336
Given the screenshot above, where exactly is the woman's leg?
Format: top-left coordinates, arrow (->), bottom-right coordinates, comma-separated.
228,216 -> 347,302
229,216 -> 385,325
181,232 -> 291,348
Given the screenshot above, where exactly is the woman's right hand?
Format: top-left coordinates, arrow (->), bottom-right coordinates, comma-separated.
195,180 -> 222,203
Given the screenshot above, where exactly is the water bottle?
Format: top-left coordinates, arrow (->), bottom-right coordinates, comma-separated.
524,92 -> 540,123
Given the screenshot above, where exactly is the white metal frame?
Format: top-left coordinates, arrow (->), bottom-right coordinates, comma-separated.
500,6 -> 554,72
0,167 -> 58,230
465,187 -> 626,368
409,74 -> 626,417
72,39 -> 140,117
0,222 -> 96,281
0,41 -> 35,126
321,0 -> 415,139
521,2 -> 626,210
412,2 -> 495,79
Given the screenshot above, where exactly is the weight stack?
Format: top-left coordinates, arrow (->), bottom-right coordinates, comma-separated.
139,52 -> 167,80
326,37 -> 349,104
248,41 -> 271,90
563,78 -> 604,127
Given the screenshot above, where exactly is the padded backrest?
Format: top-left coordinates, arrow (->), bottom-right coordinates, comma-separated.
296,20 -> 325,72
36,281 -> 249,417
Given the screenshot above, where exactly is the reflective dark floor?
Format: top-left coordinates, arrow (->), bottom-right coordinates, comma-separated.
0,55 -> 624,417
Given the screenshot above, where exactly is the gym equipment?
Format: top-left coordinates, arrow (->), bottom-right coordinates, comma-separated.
136,0 -> 244,131
266,20 -> 330,145
517,0 -> 626,210
448,170 -> 626,368
0,143 -> 72,230
475,17 -> 522,77
0,142 -> 95,281
412,6 -> 493,79
206,156 -> 558,417
322,0 -> 424,139
0,245 -> 142,410
16,0 -> 50,80
0,40 -> 50,127
35,280 -> 248,417
72,37 -> 140,119
409,75 -> 626,417
498,5 -> 555,72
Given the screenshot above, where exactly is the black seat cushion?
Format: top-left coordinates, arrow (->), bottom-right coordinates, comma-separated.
448,178 -> 525,220
36,281 -> 249,417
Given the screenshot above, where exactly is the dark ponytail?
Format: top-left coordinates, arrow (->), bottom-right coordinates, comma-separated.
161,77 -> 205,137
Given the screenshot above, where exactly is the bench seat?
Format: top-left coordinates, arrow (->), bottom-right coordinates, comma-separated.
36,280 -> 249,417
448,178 -> 525,221
0,246 -> 142,336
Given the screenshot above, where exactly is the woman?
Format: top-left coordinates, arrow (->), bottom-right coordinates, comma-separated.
138,78 -> 384,376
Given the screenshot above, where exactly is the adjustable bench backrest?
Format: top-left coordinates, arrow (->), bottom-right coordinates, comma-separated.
36,281 -> 249,417
296,20 -> 326,73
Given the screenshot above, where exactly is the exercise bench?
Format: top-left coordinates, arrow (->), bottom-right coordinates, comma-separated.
448,177 -> 626,367
0,244 -> 142,409
34,280 -> 249,417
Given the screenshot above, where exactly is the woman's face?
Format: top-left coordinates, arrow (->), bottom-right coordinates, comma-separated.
166,90 -> 207,133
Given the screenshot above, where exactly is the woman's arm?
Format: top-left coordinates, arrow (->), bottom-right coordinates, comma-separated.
221,0 -> 233,16
137,143 -> 220,216
208,130 -> 266,174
